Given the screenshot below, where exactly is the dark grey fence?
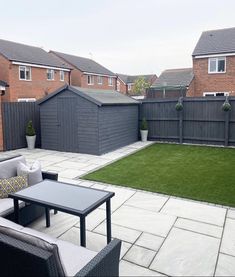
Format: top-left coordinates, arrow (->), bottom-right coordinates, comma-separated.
1,102 -> 40,151
140,97 -> 235,146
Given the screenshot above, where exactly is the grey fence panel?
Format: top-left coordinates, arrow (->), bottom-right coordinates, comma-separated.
1,102 -> 40,151
141,97 -> 235,146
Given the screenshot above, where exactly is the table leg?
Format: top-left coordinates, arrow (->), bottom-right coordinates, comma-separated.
80,216 -> 86,247
106,199 -> 112,244
14,199 -> 19,224
45,208 -> 50,227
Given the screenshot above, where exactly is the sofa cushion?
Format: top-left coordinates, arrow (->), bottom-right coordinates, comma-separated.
17,161 -> 43,186
0,198 -> 25,217
56,239 -> 97,276
0,175 -> 28,199
0,156 -> 26,179
0,216 -> 24,230
0,221 -> 65,277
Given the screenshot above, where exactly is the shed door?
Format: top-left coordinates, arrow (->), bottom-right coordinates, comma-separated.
57,97 -> 78,152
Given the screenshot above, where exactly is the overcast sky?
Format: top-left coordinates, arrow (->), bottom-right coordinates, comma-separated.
1,0 -> 235,76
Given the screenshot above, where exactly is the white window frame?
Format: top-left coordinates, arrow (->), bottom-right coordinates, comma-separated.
17,98 -> 36,102
203,92 -> 229,97
87,75 -> 94,85
108,77 -> 113,86
60,70 -> 65,81
47,69 -> 54,80
97,75 -> 103,85
208,57 -> 226,74
19,66 -> 31,81
127,84 -> 132,91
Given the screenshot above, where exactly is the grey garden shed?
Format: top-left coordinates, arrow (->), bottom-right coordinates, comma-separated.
38,85 -> 139,155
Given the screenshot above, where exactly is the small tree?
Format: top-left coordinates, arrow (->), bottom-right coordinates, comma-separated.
132,77 -> 151,95
26,120 -> 36,136
140,118 -> 148,130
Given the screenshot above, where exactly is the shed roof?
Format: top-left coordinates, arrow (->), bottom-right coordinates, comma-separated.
50,51 -> 115,76
152,68 -> 194,88
38,85 -> 139,106
192,27 -> 235,56
0,39 -> 71,69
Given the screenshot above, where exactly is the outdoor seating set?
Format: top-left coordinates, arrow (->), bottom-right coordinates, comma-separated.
0,155 -> 121,276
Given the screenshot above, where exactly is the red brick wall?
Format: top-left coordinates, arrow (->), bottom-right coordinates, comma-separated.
117,78 -> 127,94
80,73 -> 117,90
189,56 -> 235,97
2,65 -> 70,102
0,54 -> 10,85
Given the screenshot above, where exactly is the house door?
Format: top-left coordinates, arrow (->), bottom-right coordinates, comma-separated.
57,97 -> 78,152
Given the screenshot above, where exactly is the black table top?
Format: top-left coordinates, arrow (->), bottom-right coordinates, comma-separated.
9,179 -> 114,216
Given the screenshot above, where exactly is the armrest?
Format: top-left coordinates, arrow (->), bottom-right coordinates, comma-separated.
76,239 -> 121,277
42,171 -> 58,181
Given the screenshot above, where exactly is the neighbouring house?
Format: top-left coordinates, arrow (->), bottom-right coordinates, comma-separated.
191,27 -> 235,97
147,68 -> 194,98
117,74 -> 157,97
50,51 -> 117,91
0,39 -> 71,102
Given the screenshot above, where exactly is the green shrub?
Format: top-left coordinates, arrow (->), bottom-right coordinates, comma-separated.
26,120 -> 36,136
222,102 -> 232,112
140,118 -> 148,130
175,102 -> 183,111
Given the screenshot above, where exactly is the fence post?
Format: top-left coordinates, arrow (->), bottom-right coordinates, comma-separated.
178,97 -> 184,144
224,111 -> 230,146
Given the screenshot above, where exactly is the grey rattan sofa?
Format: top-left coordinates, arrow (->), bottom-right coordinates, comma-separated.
0,217 -> 121,277
0,155 -> 58,226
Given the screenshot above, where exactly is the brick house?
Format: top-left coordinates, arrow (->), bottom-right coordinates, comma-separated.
117,74 -> 157,96
190,27 -> 235,97
50,51 -> 117,91
147,68 -> 194,98
0,39 -> 71,102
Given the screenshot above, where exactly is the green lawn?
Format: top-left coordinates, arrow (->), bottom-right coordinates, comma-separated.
83,143 -> 235,207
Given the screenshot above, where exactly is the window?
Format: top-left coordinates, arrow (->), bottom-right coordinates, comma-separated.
128,84 -> 132,91
208,57 -> 226,73
47,69 -> 54,80
60,70 -> 65,81
203,92 -> 229,97
97,76 -> 103,85
18,98 -> 36,102
108,77 -> 113,86
87,75 -> 94,85
19,66 -> 31,80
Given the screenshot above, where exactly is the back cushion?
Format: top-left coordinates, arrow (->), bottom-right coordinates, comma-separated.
17,161 -> 43,186
0,156 -> 26,179
0,225 -> 65,277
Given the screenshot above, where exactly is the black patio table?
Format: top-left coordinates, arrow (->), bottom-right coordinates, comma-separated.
9,179 -> 115,247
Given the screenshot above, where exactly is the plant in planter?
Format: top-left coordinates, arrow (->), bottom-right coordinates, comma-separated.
222,96 -> 232,112
175,98 -> 183,111
140,118 -> 148,142
26,120 -> 36,150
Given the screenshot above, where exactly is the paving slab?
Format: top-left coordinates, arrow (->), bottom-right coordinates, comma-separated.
59,168 -> 87,179
120,242 -> 132,259
227,209 -> 235,219
150,227 -> 220,276
29,211 -> 79,238
94,222 -> 141,243
135,233 -> 165,252
112,205 -> 176,237
220,218 -> 235,256
124,245 -> 156,267
175,218 -> 223,238
125,191 -> 168,212
161,198 -> 226,226
120,260 -> 163,276
215,253 -> 235,276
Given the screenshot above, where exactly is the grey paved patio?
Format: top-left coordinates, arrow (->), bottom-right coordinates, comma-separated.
2,142 -> 235,276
